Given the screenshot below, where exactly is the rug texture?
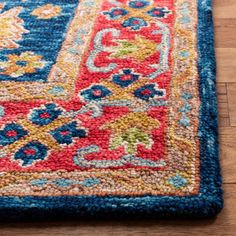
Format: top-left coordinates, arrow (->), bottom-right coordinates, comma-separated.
0,0 -> 223,219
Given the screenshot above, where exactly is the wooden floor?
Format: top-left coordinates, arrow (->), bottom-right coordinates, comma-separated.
1,1 -> 236,235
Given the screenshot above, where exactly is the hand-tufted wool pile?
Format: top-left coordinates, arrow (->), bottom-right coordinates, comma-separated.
0,0 -> 223,219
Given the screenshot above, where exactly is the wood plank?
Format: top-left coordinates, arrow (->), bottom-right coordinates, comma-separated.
214,19 -> 236,48
219,126 -> 236,135
227,83 -> 236,126
217,83 -> 227,95
0,184 -> 234,236
216,48 -> 236,83
218,94 -> 228,103
220,134 -> 236,183
219,126 -> 236,183
219,117 -> 230,127
213,0 -> 236,19
218,102 -> 229,118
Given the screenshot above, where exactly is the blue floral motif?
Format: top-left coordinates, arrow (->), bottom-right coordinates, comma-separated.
14,141 -> 48,166
168,174 -> 188,188
179,114 -> 190,127
179,92 -> 193,127
0,106 -> 4,119
48,86 -> 65,95
134,84 -> 165,101
50,121 -> 86,145
81,178 -> 100,187
112,69 -> 139,88
103,8 -> 128,19
53,178 -> 74,187
122,17 -> 148,30
0,123 -> 28,146
30,178 -> 48,186
146,7 -> 171,18
129,0 -> 150,9
30,104 -> 62,126
30,177 -> 100,188
80,85 -> 111,102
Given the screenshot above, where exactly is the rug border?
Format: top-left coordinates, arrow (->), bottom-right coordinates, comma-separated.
0,0 -> 223,219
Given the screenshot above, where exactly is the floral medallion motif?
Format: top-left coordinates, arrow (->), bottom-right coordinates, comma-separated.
31,4 -> 62,19
0,4 -> 28,50
0,52 -> 45,78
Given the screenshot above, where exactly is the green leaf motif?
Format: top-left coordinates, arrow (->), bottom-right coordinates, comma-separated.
110,127 -> 152,154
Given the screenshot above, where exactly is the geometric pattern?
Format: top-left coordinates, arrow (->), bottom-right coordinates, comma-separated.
0,0 -> 223,218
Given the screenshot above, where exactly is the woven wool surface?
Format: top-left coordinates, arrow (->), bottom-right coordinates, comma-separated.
0,0 -> 223,219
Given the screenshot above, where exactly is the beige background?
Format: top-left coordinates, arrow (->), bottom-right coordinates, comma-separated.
1,0 -> 236,235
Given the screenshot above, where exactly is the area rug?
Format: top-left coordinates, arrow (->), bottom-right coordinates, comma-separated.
0,0 -> 223,219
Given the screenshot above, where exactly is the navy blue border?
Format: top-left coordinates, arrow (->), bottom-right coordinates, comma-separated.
0,0 -> 223,220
